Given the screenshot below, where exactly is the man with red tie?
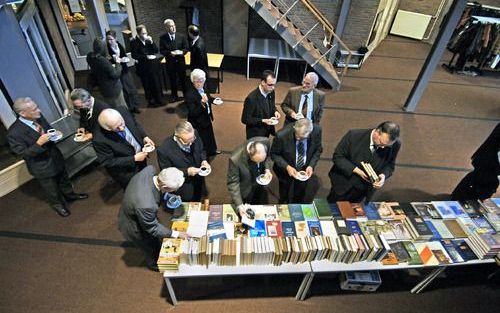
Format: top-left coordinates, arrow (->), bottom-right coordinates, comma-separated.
7,97 -> 88,217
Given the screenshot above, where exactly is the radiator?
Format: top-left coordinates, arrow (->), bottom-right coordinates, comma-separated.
390,9 -> 432,40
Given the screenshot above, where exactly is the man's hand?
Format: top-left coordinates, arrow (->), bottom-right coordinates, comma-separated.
274,111 -> 281,119
353,167 -> 370,182
143,137 -> 155,146
201,94 -> 209,104
373,174 -> 385,189
264,169 -> 273,180
290,111 -> 298,120
134,151 -> 148,162
201,160 -> 210,169
286,165 -> 298,177
177,231 -> 191,240
238,204 -> 250,217
305,166 -> 313,177
36,134 -> 50,146
187,167 -> 200,176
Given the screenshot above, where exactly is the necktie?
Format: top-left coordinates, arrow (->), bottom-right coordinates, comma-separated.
171,34 -> 175,41
33,122 -> 44,134
119,129 -> 142,153
301,95 -> 309,118
296,141 -> 305,169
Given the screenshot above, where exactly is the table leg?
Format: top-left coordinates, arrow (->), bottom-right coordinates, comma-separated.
410,267 -> 446,294
165,277 -> 178,305
295,273 -> 311,300
247,56 -> 250,80
274,58 -> 280,80
299,272 -> 315,301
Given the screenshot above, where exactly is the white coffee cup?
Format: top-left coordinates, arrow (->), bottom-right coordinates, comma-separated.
142,143 -> 154,153
47,129 -> 58,140
74,133 -> 85,141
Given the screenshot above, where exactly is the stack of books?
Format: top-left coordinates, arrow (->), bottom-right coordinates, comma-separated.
157,238 -> 182,272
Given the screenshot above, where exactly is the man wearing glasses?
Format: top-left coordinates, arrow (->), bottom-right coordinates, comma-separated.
70,88 -> 109,139
327,121 -> 401,203
271,118 -> 323,203
156,121 -> 210,202
241,70 -> 281,139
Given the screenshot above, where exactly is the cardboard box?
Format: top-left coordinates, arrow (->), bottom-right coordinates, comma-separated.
340,271 -> 381,292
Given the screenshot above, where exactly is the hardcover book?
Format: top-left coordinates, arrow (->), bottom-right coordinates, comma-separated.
265,220 -> 283,238
346,220 -> 362,235
411,202 -> 440,219
443,219 -> 468,238
452,239 -> 478,261
444,201 -> 468,218
389,241 -> 410,263
294,221 -> 309,238
282,221 -> 296,237
302,204 -> 318,220
288,204 -> 305,221
441,239 -> 464,263
249,220 -> 267,237
329,202 -> 342,217
307,220 -> 323,236
363,202 -> 382,220
208,205 -> 223,223
431,201 -> 456,219
277,204 -> 291,221
459,200 -> 482,217
313,198 -> 333,220
333,218 -> 351,235
402,241 -> 424,265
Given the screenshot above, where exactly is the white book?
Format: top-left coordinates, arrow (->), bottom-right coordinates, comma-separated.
430,219 -> 454,239
187,211 -> 209,238
431,201 -> 456,219
320,220 -> 337,237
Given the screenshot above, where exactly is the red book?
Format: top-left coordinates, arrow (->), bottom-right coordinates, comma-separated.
266,220 -> 283,238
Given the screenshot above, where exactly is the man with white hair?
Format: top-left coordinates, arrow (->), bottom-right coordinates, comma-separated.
281,72 -> 325,125
7,97 -> 88,217
119,165 -> 189,271
93,108 -> 155,188
185,69 -> 219,156
160,18 -> 189,102
157,120 -> 209,202
271,119 -> 323,203
70,88 -> 109,137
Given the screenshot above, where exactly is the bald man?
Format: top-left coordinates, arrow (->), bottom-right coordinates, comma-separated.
92,108 -> 155,188
281,72 -> 325,125
7,97 -> 88,217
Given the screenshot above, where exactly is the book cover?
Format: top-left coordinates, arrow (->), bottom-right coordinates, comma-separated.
207,220 -> 224,230
406,215 -> 433,238
222,204 -> 238,222
443,219 -> 468,238
471,216 -> 496,234
333,218 -> 351,235
411,202 -> 439,219
208,204 -> 223,223
429,219 -> 454,239
427,241 -> 453,264
350,202 -> 367,219
381,251 -> 399,265
389,241 -> 410,263
249,220 -> 267,237
329,202 -> 342,217
377,202 -> 396,219
444,201 -> 468,218
402,241 -> 424,265
480,199 -> 499,213
441,239 -> 464,263
337,201 -> 356,219
254,205 -> 279,220
307,220 -> 323,236
387,202 -> 406,220
358,220 -> 396,241
313,198 -> 333,220
294,221 -> 309,238
424,220 -> 442,240
363,202 -> 382,220
399,202 -> 418,216
288,204 -> 305,221
414,243 -> 439,265
432,201 -> 456,219
388,220 -> 412,240
452,239 -> 478,261
282,221 -> 296,237
346,220 -> 362,235
266,220 -> 283,238
302,204 -> 318,221
186,210 -> 209,238
277,204 -> 291,221
171,221 -> 188,232
459,200 -> 482,217
320,220 -> 337,237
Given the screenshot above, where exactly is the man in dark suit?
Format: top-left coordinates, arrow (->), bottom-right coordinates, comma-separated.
92,108 -> 155,189
7,97 -> 88,217
130,24 -> 163,106
187,25 -> 209,75
271,119 -> 323,203
70,88 -> 109,139
281,72 -> 325,125
119,165 -> 189,271
160,19 -> 189,102
227,137 -> 272,215
241,70 -> 281,139
185,69 -> 219,156
327,121 -> 401,203
451,122 -> 500,200
157,121 -> 209,202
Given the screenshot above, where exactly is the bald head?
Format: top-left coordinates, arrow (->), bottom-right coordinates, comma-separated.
98,109 -> 125,132
247,141 -> 268,163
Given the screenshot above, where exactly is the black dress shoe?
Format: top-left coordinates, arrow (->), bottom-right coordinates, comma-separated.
65,193 -> 89,201
147,264 -> 159,272
52,204 -> 71,217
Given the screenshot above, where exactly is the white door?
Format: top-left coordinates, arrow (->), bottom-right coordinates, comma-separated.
19,1 -> 68,116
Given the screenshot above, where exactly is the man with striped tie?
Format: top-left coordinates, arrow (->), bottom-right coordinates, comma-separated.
7,97 -> 88,217
270,118 -> 323,203
93,108 -> 155,189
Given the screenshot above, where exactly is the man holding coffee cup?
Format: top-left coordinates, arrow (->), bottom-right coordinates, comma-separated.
7,97 -> 88,217
70,88 -> 109,139
271,118 -> 323,203
157,121 -> 209,202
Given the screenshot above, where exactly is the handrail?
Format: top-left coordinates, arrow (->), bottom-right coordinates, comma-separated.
300,0 -> 334,34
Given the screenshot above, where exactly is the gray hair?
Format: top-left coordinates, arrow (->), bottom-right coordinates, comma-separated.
158,167 -> 185,191
174,120 -> 194,136
98,108 -> 124,131
305,72 -> 319,87
247,141 -> 267,157
293,118 -> 313,136
163,19 -> 174,26
70,88 -> 91,102
13,97 -> 34,115
376,121 -> 400,141
190,69 -> 206,83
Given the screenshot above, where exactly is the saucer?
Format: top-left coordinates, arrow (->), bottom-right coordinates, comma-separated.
142,145 -> 155,153
213,98 -> 223,105
172,50 -> 183,55
269,118 -> 279,125
121,57 -> 130,63
295,172 -> 309,181
198,167 -> 212,177
74,135 -> 86,142
49,131 -> 63,142
256,174 -> 272,185
295,113 -> 305,119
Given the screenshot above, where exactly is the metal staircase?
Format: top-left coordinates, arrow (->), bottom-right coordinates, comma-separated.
245,0 -> 352,90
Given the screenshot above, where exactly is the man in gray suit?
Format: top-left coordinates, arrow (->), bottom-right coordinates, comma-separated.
118,165 -> 189,271
227,137 -> 272,216
281,72 -> 325,125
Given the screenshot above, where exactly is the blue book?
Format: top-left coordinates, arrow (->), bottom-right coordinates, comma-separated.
307,220 -> 323,236
329,202 -> 342,217
346,220 -> 362,235
249,220 -> 267,237
363,202 -> 381,220
209,232 -> 227,242
445,201 -> 468,218
288,204 -> 305,221
424,220 -> 441,240
451,239 -> 478,261
432,201 -> 456,219
282,221 -> 296,237
471,216 -> 496,234
207,221 -> 224,230
440,239 -> 464,263
491,198 -> 500,207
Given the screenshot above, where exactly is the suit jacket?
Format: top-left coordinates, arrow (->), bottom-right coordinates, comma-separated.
118,165 -> 172,242
281,86 -> 325,125
7,116 -> 65,179
159,32 -> 188,70
227,137 -> 272,207
241,87 -> 277,139
92,107 -> 148,187
185,86 -> 214,129
156,131 -> 207,201
79,98 -> 109,133
189,36 -> 208,73
86,53 -> 122,98
107,41 -> 130,74
130,36 -> 159,76
271,124 -> 323,179
471,122 -> 500,172
328,129 -> 401,195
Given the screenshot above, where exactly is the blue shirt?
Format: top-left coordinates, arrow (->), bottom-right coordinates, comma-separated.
19,117 -> 39,132
297,91 -> 313,120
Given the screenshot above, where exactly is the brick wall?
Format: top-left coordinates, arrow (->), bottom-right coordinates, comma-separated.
342,0 -> 380,49
399,0 -> 443,15
131,0 -> 223,53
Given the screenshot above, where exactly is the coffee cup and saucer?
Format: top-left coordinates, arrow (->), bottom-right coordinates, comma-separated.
74,132 -> 86,142
142,143 -> 155,153
269,117 -> 279,125
213,97 -> 223,105
295,113 -> 305,119
295,170 -> 309,181
256,173 -> 272,185
198,166 -> 212,176
47,129 -> 63,141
